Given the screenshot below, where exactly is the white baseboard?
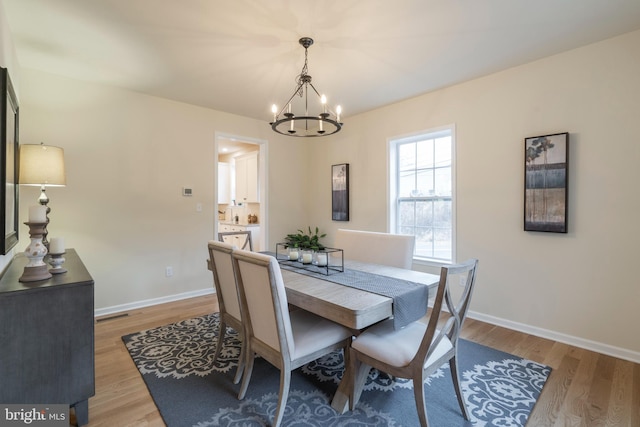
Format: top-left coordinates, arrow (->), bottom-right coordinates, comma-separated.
95,291 -> 639,364
94,288 -> 215,318
469,310 -> 640,364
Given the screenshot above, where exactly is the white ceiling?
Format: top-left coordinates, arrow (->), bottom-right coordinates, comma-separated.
4,0 -> 640,123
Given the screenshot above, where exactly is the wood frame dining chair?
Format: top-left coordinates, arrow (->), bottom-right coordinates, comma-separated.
232,249 -> 353,427
348,258 -> 479,427
335,228 -> 415,269
218,231 -> 253,251
207,240 -> 245,384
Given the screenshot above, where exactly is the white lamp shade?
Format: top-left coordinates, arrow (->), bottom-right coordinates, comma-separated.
19,144 -> 66,186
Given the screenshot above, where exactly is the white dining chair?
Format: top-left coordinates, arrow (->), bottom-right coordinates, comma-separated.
207,240 -> 245,384
218,230 -> 253,251
232,249 -> 353,427
334,228 -> 415,269
348,259 -> 479,427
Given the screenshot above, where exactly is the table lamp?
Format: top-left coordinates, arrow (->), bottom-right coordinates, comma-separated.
19,143 -> 66,248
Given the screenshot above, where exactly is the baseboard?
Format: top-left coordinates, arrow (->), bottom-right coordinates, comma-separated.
94,288 -> 215,318
469,310 -> 640,364
95,291 -> 639,364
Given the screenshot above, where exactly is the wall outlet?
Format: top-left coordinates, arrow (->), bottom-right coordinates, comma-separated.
165,266 -> 173,277
459,276 -> 466,287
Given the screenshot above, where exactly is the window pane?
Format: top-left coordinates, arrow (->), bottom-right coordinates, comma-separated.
434,166 -> 451,196
398,200 -> 415,226
433,200 -> 451,228
415,201 -> 433,227
416,139 -> 434,168
434,136 -> 451,167
398,142 -> 415,171
398,170 -> 416,198
415,227 -> 434,258
391,127 -> 453,262
415,169 -> 433,197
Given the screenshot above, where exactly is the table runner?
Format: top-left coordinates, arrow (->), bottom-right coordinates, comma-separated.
276,258 -> 429,330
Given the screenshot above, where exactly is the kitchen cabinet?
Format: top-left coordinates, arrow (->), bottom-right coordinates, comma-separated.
218,162 -> 231,204
235,151 -> 259,203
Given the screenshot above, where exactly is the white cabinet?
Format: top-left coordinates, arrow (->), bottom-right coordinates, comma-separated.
218,162 -> 231,204
235,152 -> 259,203
219,223 -> 261,251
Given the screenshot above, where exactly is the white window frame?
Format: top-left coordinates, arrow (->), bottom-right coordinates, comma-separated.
388,124 -> 456,266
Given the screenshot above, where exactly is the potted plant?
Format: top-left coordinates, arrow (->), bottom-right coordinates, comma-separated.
284,226 -> 327,251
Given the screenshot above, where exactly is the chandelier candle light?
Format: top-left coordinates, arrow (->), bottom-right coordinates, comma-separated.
270,37 -> 343,137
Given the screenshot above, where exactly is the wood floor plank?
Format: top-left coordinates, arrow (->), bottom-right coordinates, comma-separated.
82,294 -> 639,427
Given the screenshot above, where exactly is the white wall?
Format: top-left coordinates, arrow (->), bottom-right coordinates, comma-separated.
15,69 -> 309,312
307,30 -> 640,360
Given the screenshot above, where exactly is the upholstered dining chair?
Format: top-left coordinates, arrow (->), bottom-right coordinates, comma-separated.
348,258 -> 479,427
218,231 -> 253,251
207,240 -> 245,384
334,228 -> 415,269
232,249 -> 353,427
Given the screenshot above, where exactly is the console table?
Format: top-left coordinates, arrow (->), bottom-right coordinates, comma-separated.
0,249 -> 95,426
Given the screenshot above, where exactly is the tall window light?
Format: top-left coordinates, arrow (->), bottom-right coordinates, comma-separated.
389,126 -> 454,263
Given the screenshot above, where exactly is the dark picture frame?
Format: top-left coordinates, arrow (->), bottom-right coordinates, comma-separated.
524,132 -> 568,233
1,67 -> 19,254
331,163 -> 349,221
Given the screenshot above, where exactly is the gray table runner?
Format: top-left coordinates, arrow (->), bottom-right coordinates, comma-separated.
277,260 -> 429,330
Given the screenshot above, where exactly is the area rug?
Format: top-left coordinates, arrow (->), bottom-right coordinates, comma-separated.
122,313 -> 551,427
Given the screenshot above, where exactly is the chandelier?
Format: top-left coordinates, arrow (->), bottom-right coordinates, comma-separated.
270,37 -> 343,137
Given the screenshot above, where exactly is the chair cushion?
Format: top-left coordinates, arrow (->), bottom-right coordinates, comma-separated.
352,318 -> 453,368
289,309 -> 352,360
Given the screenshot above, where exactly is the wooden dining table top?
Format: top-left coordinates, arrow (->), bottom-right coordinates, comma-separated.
281,259 -> 440,330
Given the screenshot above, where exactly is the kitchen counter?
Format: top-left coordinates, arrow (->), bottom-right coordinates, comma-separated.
219,221 -> 260,227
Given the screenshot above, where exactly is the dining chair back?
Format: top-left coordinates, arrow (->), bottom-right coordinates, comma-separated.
232,249 -> 353,427
335,228 -> 415,269
348,258 -> 479,427
219,230 -> 253,251
207,240 -> 245,384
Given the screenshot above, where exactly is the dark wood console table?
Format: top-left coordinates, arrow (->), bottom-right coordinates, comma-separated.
0,249 -> 95,426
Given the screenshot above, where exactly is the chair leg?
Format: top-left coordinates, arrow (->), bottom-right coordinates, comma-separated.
233,331 -> 245,385
272,369 -> 291,427
213,320 -> 227,364
449,355 -> 470,420
237,347 -> 255,400
413,373 -> 430,427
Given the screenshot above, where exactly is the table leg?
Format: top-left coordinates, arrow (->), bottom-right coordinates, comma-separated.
331,348 -> 371,414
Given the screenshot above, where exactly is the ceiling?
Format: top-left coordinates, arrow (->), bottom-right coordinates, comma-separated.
4,0 -> 640,124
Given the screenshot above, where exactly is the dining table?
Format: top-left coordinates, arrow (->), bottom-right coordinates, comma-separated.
279,258 -> 440,414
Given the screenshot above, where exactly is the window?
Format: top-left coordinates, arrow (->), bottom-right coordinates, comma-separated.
389,126 -> 454,263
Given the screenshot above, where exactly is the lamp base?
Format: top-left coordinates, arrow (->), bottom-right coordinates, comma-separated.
19,265 -> 53,282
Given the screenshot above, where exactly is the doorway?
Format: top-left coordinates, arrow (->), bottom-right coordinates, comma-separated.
214,132 -> 268,251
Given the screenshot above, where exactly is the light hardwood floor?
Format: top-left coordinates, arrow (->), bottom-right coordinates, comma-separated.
87,294 -> 640,427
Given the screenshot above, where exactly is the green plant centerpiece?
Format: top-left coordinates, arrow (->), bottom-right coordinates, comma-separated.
284,226 -> 327,251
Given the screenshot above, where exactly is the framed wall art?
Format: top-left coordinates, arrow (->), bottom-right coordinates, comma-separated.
331,163 -> 349,221
524,132 -> 568,233
1,67 -> 19,254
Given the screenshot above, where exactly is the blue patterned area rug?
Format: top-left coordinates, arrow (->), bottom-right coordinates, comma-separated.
122,313 -> 551,427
